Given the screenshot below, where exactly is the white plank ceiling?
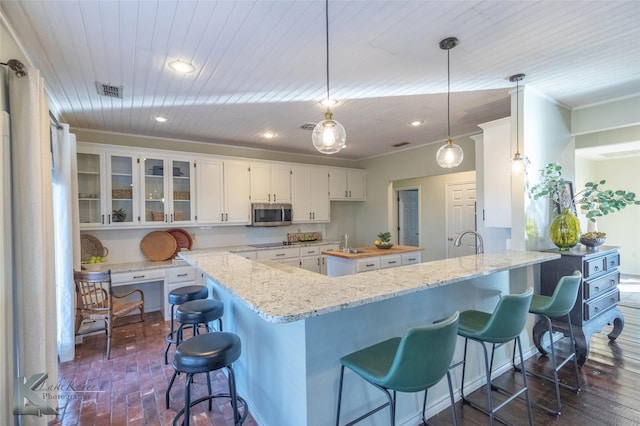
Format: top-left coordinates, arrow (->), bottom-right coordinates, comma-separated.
2,0 -> 639,160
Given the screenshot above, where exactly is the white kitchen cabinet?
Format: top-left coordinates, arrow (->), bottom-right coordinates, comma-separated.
292,166 -> 330,223
477,117 -> 511,227
299,246 -> 321,273
326,250 -> 422,277
77,147 -> 139,229
250,162 -> 291,204
320,243 -> 340,275
140,155 -> 196,226
196,159 -> 250,225
164,266 -> 199,321
401,252 -> 421,265
329,168 -> 366,201
257,247 -> 300,261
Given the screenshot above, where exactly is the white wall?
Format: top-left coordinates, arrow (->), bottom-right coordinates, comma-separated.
576,156 -> 640,275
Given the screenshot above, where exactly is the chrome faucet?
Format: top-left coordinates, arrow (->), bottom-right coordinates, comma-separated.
453,231 -> 484,254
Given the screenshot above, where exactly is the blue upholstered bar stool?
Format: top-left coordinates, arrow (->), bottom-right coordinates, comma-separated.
164,285 -> 209,364
454,288 -> 534,426
175,299 -> 224,344
514,271 -> 582,416
166,332 -> 248,426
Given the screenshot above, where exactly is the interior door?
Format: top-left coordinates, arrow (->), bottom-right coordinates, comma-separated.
398,189 -> 419,246
446,182 -> 477,258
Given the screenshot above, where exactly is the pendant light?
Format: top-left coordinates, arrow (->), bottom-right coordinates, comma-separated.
509,73 -> 527,174
436,37 -> 463,168
312,0 -> 346,154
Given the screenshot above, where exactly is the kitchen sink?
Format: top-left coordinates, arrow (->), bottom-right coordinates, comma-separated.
344,249 -> 364,254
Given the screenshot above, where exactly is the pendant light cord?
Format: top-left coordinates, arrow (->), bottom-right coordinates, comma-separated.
516,78 -> 520,153
325,0 -> 330,102
447,48 -> 451,139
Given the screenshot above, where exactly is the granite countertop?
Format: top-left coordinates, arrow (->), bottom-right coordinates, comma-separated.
322,245 -> 423,259
179,249 -> 560,324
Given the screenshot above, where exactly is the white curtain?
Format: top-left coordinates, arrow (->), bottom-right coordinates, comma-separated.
52,124 -> 79,362
9,65 -> 58,424
0,111 -> 15,425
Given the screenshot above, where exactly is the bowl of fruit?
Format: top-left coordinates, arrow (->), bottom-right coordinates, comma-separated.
580,232 -> 606,249
375,232 -> 394,249
81,255 -> 107,271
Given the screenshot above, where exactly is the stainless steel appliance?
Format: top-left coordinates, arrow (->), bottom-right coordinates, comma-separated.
249,203 -> 292,227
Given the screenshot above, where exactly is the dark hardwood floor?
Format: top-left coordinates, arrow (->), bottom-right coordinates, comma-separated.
50,305 -> 640,425
428,304 -> 640,425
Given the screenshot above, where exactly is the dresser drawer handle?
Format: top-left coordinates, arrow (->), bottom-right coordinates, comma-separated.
594,307 -> 599,313
594,286 -> 599,292
594,265 -> 600,272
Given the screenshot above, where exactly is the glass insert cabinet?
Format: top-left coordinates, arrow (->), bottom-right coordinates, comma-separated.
77,149 -> 138,228
140,156 -> 194,225
77,148 -> 195,228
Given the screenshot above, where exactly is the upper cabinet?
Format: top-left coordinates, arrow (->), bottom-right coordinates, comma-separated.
292,166 -> 330,223
77,147 -> 139,229
329,168 -> 366,201
196,159 -> 250,225
249,163 -> 291,203
140,155 -> 195,226
477,117 -> 511,228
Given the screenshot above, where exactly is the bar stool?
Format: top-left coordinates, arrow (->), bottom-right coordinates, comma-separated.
514,271 -> 582,416
166,332 -> 248,426
454,288 -> 534,426
165,285 -> 209,364
335,311 -> 459,426
175,299 -> 224,345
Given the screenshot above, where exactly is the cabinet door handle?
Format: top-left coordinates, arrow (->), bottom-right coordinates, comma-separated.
276,253 -> 285,257
407,258 -> 416,261
165,214 -> 168,223
309,212 -> 312,219
133,275 -> 145,279
273,194 -> 277,202
108,214 -> 111,224
221,213 -> 224,221
312,212 -> 315,219
366,263 -> 375,267
349,190 -> 352,197
344,190 -> 348,197
177,273 -> 188,277
268,194 -> 271,202
101,214 -> 105,224
170,214 -> 174,222
388,261 -> 397,265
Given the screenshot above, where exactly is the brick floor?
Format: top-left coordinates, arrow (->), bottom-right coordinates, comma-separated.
48,311 -> 257,426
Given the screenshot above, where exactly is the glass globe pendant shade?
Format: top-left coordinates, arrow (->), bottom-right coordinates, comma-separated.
436,138 -> 464,168
312,108 -> 346,154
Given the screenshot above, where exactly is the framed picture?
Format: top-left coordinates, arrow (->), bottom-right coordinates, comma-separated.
555,181 -> 576,215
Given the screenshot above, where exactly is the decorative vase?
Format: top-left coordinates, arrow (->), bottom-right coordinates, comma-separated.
550,208 -> 580,250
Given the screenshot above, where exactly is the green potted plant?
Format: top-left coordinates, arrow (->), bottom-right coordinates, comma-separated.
112,208 -> 127,222
529,162 -> 640,249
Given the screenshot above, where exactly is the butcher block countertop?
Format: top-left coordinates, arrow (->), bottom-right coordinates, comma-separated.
321,245 -> 423,259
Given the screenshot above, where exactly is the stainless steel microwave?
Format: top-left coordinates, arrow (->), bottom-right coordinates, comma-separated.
250,203 -> 292,227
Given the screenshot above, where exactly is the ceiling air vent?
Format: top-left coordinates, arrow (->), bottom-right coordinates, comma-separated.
300,122 -> 317,131
392,142 -> 410,148
95,81 -> 123,99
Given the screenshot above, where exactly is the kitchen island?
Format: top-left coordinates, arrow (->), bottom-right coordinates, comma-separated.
323,244 -> 423,276
179,249 -> 559,425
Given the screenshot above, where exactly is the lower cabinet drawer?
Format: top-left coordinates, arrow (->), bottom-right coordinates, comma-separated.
167,266 -> 196,283
584,257 -> 606,279
401,252 -> 421,265
584,289 -> 619,321
584,271 -> 619,300
380,255 -> 401,269
356,258 -> 380,273
111,269 -> 165,286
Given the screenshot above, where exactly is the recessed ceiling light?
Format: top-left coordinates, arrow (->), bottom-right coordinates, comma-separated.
154,116 -> 169,123
168,60 -> 196,73
262,132 -> 276,139
319,98 -> 339,107
409,120 -> 424,127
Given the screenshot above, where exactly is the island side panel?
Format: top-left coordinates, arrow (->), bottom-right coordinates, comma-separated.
207,277 -> 308,426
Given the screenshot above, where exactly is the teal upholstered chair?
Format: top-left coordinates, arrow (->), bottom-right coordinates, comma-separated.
515,270 -> 582,416
335,311 -> 459,426
455,288 -> 534,426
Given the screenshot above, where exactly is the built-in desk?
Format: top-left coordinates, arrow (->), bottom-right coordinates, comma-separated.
180,249 -> 559,426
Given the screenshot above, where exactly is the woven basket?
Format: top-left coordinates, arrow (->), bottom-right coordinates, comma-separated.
112,188 -> 132,199
151,212 -> 165,221
173,191 -> 190,200
80,234 -> 109,262
173,211 -> 184,221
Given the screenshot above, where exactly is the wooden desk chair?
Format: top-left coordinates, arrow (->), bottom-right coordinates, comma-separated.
73,270 -> 144,359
